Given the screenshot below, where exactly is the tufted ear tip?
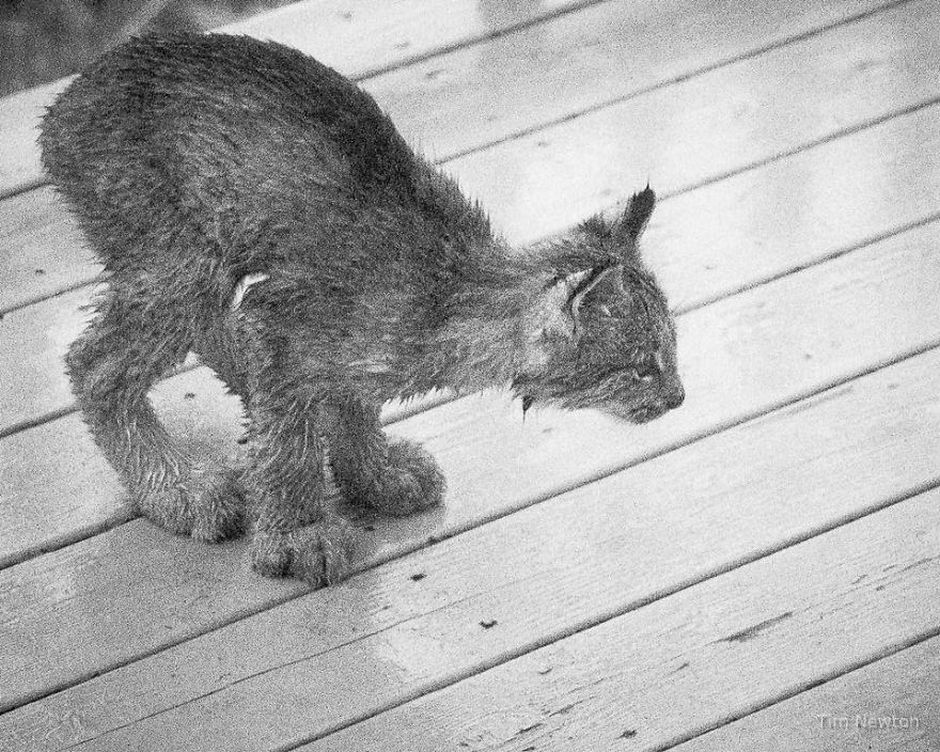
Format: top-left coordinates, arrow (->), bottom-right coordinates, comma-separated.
618,185 -> 656,243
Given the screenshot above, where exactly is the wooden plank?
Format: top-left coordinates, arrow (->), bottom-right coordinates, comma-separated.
0,368 -> 241,569
0,0 -> 895,201
216,0 -> 591,74
3,0 -> 932,311
1,222 -> 939,718
304,488 -> 940,752
0,285 -> 92,435
0,80 -> 66,198
0,366 -> 445,570
0,187 -> 94,313
441,0 -> 940,243
4,128 -> 940,567
4,342 -> 939,750
367,0 -> 925,164
5,99 -> 940,433
0,0 -> 595,199
675,635 -> 940,752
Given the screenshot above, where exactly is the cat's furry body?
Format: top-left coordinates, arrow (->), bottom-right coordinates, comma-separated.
40,33 -> 684,584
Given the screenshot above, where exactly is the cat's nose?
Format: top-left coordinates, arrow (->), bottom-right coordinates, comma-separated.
665,384 -> 685,409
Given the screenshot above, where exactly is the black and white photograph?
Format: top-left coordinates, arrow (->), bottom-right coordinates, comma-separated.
0,0 -> 937,749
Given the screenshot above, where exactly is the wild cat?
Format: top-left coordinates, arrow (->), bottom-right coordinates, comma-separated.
40,33 -> 684,585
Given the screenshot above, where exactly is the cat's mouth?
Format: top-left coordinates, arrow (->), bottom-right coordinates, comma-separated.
628,404 -> 668,423
518,391 -> 669,424
602,401 -> 670,424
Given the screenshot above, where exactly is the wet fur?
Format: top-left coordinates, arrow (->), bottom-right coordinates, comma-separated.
40,33 -> 684,585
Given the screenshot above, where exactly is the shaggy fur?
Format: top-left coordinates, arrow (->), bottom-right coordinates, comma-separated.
40,33 -> 684,585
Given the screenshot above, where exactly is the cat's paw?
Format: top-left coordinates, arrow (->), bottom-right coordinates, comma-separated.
249,518 -> 358,586
368,438 -> 446,516
132,462 -> 246,542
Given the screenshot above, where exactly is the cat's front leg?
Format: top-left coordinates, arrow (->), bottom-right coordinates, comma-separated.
330,395 -> 446,516
245,389 -> 358,585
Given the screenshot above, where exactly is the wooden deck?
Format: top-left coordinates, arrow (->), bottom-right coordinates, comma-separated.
1,1 -> 938,749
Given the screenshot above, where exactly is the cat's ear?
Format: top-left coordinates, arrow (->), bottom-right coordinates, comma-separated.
615,185 -> 656,244
567,264 -> 623,324
522,264 -> 622,371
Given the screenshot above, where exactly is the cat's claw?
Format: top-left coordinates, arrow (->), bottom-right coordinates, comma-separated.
249,519 -> 358,586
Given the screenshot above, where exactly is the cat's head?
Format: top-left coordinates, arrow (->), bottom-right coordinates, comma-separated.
513,187 -> 684,423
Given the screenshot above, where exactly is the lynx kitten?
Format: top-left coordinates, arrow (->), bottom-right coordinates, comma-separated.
40,33 -> 684,585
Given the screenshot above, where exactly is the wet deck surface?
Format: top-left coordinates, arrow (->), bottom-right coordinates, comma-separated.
1,1 -> 939,750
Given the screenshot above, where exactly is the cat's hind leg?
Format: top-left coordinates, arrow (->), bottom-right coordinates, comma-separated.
66,279 -> 244,541
329,395 -> 446,517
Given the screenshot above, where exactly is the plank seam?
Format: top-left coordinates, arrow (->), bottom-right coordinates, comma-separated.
440,0 -> 919,163
0,176 -> 46,203
332,337 -> 940,577
673,209 -> 940,315
274,477 -> 940,751
0,387 -> 454,571
0,37 -> 940,318
0,0 -> 612,204
2,216 -> 939,570
0,361 -> 200,442
340,0 -> 612,82
0,0 -> 921,314
69,571 -> 547,748
3,202 -> 938,445
8,342 -> 940,719
653,625 -> 940,751
659,98 -> 940,234
0,0 -> 934,730
0,274 -> 106,320
0,507 -> 137,572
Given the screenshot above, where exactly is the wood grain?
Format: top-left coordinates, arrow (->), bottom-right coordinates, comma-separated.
3,0 -> 932,311
442,0 -> 940,243
1,1 -> 936,748
4,98 -> 940,433
675,636 -> 940,751
4,343 -> 939,750
1,223 -> 938,716
304,488 -> 940,752
0,285 -> 93,434
0,368 -> 241,569
216,0 -> 592,74
367,0 -> 925,166
0,366 -> 446,570
0,0 -> 895,200
0,79 -> 66,199
0,187 -> 94,313
4,168 -> 940,567
0,0 -> 595,200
